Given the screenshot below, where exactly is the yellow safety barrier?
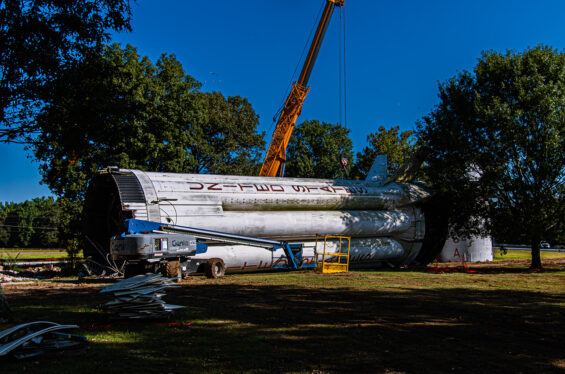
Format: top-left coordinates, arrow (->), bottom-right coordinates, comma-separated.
315,235 -> 351,273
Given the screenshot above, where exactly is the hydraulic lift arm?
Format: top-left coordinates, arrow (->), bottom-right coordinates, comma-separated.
121,219 -> 316,270
259,0 -> 344,177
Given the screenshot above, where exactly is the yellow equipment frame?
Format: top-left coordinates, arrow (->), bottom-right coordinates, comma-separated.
315,234 -> 351,273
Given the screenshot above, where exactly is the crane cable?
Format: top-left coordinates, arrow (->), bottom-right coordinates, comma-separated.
338,4 -> 347,129
268,2 -> 348,137
338,5 -> 349,179
269,2 -> 326,134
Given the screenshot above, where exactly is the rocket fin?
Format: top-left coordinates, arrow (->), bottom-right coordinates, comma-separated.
365,155 -> 388,183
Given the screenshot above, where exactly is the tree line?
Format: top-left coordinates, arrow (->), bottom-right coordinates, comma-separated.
0,198 -> 81,249
2,1 -> 565,269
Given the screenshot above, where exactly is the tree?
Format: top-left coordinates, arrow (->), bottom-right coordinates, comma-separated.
32,43 -> 265,200
0,0 -> 133,142
284,120 -> 353,179
0,197 -> 78,249
418,45 -> 565,269
189,92 -> 265,176
352,125 -> 417,179
0,202 -> 9,246
30,197 -> 61,247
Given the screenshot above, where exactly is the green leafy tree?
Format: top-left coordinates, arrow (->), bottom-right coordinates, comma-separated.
0,197 -> 64,248
0,203 -> 9,246
352,125 -> 416,179
32,44 -> 265,200
0,201 -> 9,322
0,0 -> 133,142
189,92 -> 265,175
418,45 -> 565,269
284,120 -> 353,179
30,197 -> 61,247
13,200 -> 39,247
55,198 -> 83,247
2,200 -> 38,247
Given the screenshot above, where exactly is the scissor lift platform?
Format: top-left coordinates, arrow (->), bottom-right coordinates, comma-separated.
315,234 -> 351,273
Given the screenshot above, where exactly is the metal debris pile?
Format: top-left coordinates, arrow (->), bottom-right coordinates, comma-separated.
99,274 -> 184,319
0,271 -> 34,283
0,321 -> 87,360
0,265 -> 65,282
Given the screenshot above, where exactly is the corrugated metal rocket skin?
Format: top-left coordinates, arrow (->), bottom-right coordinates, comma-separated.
84,169 -> 433,269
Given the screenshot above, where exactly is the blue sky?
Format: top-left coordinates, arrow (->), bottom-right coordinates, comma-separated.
2,0 -> 565,202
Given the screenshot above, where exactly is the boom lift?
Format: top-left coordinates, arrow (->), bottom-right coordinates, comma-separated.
110,219 -> 318,278
259,0 -> 344,177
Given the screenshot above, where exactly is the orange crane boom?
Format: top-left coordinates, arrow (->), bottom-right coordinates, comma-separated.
259,0 -> 344,177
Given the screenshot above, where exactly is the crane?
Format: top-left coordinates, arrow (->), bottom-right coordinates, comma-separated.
259,0 -> 345,177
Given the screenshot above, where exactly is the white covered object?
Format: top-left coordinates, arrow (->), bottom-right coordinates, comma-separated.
440,235 -> 493,262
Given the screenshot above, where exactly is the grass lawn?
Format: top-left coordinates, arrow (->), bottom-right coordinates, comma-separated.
1,259 -> 564,373
0,249 -> 83,260
493,249 -> 565,262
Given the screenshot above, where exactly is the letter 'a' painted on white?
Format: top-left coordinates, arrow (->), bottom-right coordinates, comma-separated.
366,155 -> 388,184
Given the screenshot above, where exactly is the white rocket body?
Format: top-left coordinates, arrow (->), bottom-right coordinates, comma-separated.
85,159 -> 435,271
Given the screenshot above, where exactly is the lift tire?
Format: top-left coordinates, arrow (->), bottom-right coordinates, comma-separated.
204,258 -> 225,279
163,260 -> 181,278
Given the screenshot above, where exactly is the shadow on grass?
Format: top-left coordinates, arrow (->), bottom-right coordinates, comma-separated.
2,280 -> 564,373
409,262 -> 565,275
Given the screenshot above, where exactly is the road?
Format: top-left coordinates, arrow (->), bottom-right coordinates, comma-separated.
494,245 -> 564,253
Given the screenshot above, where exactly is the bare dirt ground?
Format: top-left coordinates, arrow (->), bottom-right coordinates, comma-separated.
1,260 -> 564,373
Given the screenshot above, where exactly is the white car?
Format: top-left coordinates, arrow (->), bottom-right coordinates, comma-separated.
540,241 -> 551,249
